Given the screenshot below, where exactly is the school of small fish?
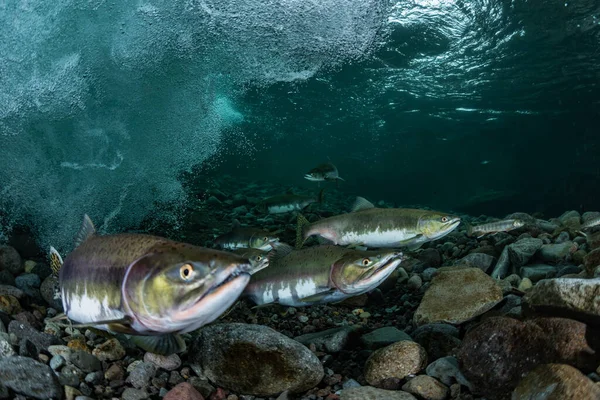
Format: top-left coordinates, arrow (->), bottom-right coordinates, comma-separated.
50,160 -> 578,355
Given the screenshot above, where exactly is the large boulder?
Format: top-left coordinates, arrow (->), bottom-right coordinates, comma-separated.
512,364 -> 600,400
189,323 -> 323,396
364,341 -> 427,388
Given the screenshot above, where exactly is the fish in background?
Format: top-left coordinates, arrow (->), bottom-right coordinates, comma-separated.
243,243 -> 404,307
214,220 -> 279,251
231,247 -> 271,274
257,189 -> 324,214
304,162 -> 345,184
50,215 -> 252,355
578,215 -> 600,236
467,219 -> 525,238
296,197 -> 460,250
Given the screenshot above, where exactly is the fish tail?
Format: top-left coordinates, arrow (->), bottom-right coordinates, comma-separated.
317,188 -> 325,204
296,214 -> 310,249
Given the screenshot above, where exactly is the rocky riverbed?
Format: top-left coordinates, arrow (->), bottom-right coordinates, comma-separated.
1,176 -> 600,400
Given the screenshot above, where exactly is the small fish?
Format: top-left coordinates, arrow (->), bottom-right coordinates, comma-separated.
214,220 -> 279,251
304,162 -> 344,183
231,248 -> 270,274
296,197 -> 460,250
581,216 -> 600,230
467,219 -> 525,238
51,215 -> 252,355
258,189 -> 324,214
243,243 -> 404,307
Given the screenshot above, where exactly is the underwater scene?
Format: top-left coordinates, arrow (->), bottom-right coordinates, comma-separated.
1,0 -> 600,399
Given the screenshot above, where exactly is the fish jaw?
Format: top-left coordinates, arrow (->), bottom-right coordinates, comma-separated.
423,217 -> 461,241
334,252 -> 403,295
304,174 -> 324,182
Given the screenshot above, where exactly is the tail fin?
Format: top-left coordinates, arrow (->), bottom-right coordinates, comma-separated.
317,188 -> 325,204
337,176 -> 345,182
296,214 -> 311,249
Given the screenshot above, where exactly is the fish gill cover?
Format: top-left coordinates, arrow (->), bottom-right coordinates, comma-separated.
0,0 -> 386,251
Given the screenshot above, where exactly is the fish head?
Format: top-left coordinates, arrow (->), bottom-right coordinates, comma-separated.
304,170 -> 325,181
122,248 -> 251,333
330,250 -> 404,295
418,213 -> 461,239
248,234 -> 280,251
512,219 -> 525,229
246,252 -> 270,274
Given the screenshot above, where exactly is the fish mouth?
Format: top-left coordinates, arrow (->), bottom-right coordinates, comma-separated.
351,252 -> 404,294
304,174 -> 321,181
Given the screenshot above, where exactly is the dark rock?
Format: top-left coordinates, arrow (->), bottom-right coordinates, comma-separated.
425,356 -> 473,390
0,335 -> 16,359
189,323 -> 323,396
0,356 -> 63,399
187,377 -> 215,399
538,242 -> 574,263
457,316 -> 600,399
412,323 -> 459,339
0,271 -> 15,286
8,320 -> 60,353
121,388 -> 148,400
519,264 -> 556,282
416,249 -> 441,268
584,248 -> 600,276
360,327 -> 412,350
144,352 -> 182,371
512,363 -> 600,400
19,338 -> 38,358
294,326 -> 357,353
15,273 -> 40,290
0,284 -> 24,299
0,246 -> 23,275
31,264 -> 53,281
364,341 -> 428,387
508,238 -> 543,267
456,253 -> 495,273
58,365 -> 82,387
40,275 -> 63,311
413,327 -> 461,363
70,350 -> 102,373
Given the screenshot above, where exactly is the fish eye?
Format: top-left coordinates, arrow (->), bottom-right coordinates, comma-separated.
263,237 -> 268,241
180,264 -> 194,280
256,255 -> 263,261
441,216 -> 449,223
362,258 -> 371,266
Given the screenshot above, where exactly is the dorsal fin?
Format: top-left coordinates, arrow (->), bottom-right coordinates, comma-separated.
74,214 -> 96,248
268,242 -> 294,264
350,197 -> 375,212
49,246 -> 64,275
232,219 -> 241,229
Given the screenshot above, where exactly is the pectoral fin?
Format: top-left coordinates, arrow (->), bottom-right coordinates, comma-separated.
395,235 -> 425,251
298,289 -> 336,304
128,334 -> 186,355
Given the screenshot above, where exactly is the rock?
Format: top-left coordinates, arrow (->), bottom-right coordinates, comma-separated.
104,363 -> 124,381
126,362 -> 157,389
524,278 -> 600,324
144,352 -> 182,371
58,365 -> 82,387
457,316 -> 600,399
364,341 -> 427,387
518,277 -> 532,291
340,386 -> 417,400
232,205 -> 248,215
189,323 -> 323,396
0,294 -> 21,314
163,382 -> 205,400
519,264 -> 556,282
407,275 -> 422,291
188,377 -> 215,398
538,242 -> 574,263
0,284 -> 24,299
0,245 -> 23,275
40,275 -> 63,311
508,238 -> 544,267
555,231 -> 571,244
412,324 -> 461,363
416,249 -> 442,268
0,335 -> 16,359
8,320 -> 60,353
15,273 -> 40,290
513,364 -> 600,400
402,375 -> 448,400
421,268 -> 437,282
0,356 -> 63,399
92,338 -> 125,361
559,211 -> 580,223
50,355 -> 66,370
584,248 -> 600,276
0,270 -> 15,286
121,388 -> 148,400
456,253 -> 495,273
70,350 -> 101,373
425,356 -> 473,390
360,327 -> 412,350
413,267 -> 502,326
31,263 -> 53,281
294,326 -> 356,353
490,246 -> 510,279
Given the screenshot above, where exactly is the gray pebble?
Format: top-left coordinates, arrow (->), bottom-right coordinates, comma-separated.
0,246 -> 23,275
0,334 -> 15,359
50,355 -> 66,370
58,365 -> 82,387
70,350 -> 102,373
421,268 -> 437,282
0,356 -> 62,399
84,371 -> 104,384
126,361 -> 157,389
342,378 -> 361,389
121,387 -> 149,400
15,273 -> 40,290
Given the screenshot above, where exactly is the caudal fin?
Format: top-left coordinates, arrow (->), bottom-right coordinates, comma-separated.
296,214 -> 311,249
